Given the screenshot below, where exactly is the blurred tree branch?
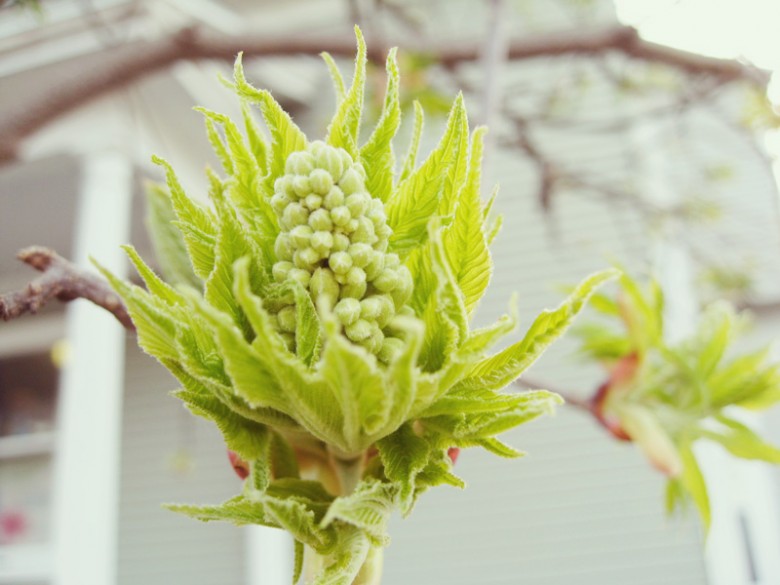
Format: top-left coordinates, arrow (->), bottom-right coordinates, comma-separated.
0,246 -> 135,331
0,23 -> 767,163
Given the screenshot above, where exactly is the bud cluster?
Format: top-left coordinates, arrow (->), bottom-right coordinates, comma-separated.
270,141 -> 413,362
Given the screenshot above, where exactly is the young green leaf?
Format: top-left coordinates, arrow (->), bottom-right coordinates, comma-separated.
458,268 -> 619,392
326,26 -> 366,158
144,183 -> 201,289
360,48 -> 401,203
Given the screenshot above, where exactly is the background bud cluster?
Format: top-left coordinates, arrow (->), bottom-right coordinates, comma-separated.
270,141 -> 413,362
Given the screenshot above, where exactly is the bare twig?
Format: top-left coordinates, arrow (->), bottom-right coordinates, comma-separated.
0,247 -> 134,331
514,376 -> 594,412
0,24 -> 766,163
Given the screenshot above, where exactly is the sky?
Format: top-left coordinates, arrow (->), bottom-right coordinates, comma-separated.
615,0 -> 780,98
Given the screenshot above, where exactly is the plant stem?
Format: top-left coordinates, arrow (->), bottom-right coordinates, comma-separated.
302,545 -> 384,585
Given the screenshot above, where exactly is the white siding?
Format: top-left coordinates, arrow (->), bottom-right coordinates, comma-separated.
117,345 -> 245,585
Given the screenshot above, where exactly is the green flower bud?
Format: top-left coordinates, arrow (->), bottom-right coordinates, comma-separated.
285,151 -> 314,176
288,268 -> 311,288
373,268 -> 399,293
308,208 -> 333,231
273,176 -> 287,193
339,168 -> 363,196
345,218 -> 359,233
271,192 -> 292,214
332,233 -> 350,252
309,169 -> 334,195
290,225 -> 313,248
384,253 -> 400,269
334,297 -> 361,326
378,336 -> 405,364
354,162 -> 367,181
364,251 -> 385,281
359,296 -> 383,320
348,243 -> 372,268
351,217 -> 376,244
345,319 -> 372,342
294,247 -> 320,268
311,231 -> 334,254
331,206 -> 351,227
275,234 -> 294,261
304,194 -> 323,210
313,141 -> 345,180
367,202 -> 386,224
282,202 -> 309,229
272,261 -> 293,283
277,305 -> 297,333
375,294 -> 395,328
346,266 -> 366,287
376,224 -> 392,240
329,251 -> 353,275
360,328 -> 384,354
310,267 -> 339,305
292,176 -> 311,198
340,279 -> 367,300
323,186 -> 345,209
345,193 -> 368,217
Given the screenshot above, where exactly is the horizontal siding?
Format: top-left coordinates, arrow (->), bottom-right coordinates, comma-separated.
117,345 -> 245,585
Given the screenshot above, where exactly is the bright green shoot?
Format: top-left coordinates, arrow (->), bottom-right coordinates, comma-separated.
97,28 -> 615,584
574,272 -> 780,532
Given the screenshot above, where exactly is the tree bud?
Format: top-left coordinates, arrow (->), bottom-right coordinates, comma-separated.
359,296 -> 383,320
271,192 -> 291,214
309,168 -> 334,195
348,243 -> 372,267
352,217 -> 376,244
272,261 -> 293,283
346,266 -> 366,287
285,151 -> 314,176
308,208 -> 333,231
277,306 -> 297,333
323,186 -> 345,209
373,268 -> 399,293
345,193 -> 368,217
274,234 -> 294,261
334,298 -> 361,326
329,251 -> 353,275
364,251 -> 385,281
360,328 -> 384,354
310,268 -> 339,304
297,246 -> 320,268
345,319 -> 373,342
227,450 -> 249,480
282,202 -> 309,228
331,206 -> 351,227
313,141 -> 345,180
339,168 -> 363,195
290,225 -> 313,248
378,336 -> 405,363
340,279 -> 367,300
311,231 -> 334,254
292,176 -> 311,198
288,268 -> 311,288
305,194 -> 323,210
332,233 -> 350,252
